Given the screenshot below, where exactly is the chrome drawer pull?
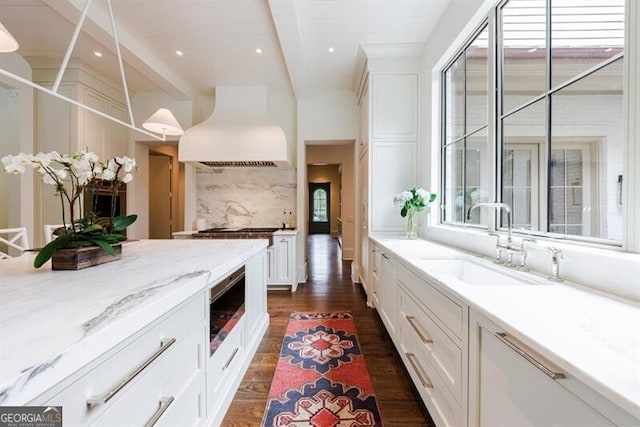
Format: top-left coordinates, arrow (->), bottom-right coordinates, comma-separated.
495,332 -> 565,380
405,315 -> 433,344
223,347 -> 239,371
406,353 -> 433,389
87,338 -> 177,406
144,396 -> 174,427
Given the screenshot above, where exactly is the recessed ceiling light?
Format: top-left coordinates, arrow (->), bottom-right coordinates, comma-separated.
256,48 -> 263,54
527,48 -> 537,53
176,50 -> 183,56
328,47 -> 335,53
93,51 -> 102,57
604,48 -> 613,52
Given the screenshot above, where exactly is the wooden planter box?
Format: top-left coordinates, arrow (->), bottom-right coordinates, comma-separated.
51,243 -> 122,270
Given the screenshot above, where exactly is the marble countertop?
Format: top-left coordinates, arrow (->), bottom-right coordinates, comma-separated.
0,239 -> 266,405
371,235 -> 640,419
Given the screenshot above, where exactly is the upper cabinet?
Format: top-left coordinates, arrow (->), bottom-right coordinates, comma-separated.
33,62 -> 129,160
32,62 -> 130,245
356,54 -> 421,285
365,68 -> 420,233
371,73 -> 418,141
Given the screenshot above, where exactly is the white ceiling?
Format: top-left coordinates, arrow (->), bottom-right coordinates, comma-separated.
0,0 -> 450,100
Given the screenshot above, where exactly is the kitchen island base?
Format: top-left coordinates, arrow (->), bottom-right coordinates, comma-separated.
0,240 -> 269,427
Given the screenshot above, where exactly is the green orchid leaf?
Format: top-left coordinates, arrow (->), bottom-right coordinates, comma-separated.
401,206 -> 407,217
81,224 -> 103,234
112,214 -> 137,231
83,236 -> 116,256
429,193 -> 437,203
33,239 -> 61,268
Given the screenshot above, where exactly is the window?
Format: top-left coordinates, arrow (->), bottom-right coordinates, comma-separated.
312,189 -> 328,222
442,25 -> 490,225
441,0 -> 625,245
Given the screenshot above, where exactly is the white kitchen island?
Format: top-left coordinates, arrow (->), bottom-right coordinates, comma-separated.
0,239 -> 269,426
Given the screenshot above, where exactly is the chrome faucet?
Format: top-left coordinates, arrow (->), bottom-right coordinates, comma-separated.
468,203 -> 536,268
467,202 -> 513,245
547,246 -> 564,282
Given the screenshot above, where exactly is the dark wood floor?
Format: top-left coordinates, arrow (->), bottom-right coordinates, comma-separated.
222,234 -> 434,426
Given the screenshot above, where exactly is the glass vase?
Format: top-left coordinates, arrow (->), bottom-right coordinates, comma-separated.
406,209 -> 418,239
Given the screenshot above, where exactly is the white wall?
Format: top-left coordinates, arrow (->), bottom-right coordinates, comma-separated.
0,54 -> 35,244
299,90 -> 359,141
296,90 -> 360,281
128,92 -> 193,239
307,145 -> 356,260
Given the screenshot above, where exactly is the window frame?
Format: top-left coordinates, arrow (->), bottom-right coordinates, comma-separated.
440,21 -> 492,228
438,0 -> 631,249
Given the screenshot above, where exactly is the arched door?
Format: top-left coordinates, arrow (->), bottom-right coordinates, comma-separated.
308,183 -> 330,234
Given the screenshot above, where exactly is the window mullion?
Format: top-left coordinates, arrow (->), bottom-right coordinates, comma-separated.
462,51 -> 468,224
543,0 -> 552,234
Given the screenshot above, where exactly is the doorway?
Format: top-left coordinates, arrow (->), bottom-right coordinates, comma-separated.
309,182 -> 330,234
149,153 -> 172,238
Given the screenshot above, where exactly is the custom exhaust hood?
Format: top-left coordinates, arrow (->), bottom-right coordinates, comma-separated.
178,86 -> 291,168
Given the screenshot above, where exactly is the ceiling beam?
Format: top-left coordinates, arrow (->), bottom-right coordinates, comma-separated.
42,0 -> 198,101
268,0 -> 306,97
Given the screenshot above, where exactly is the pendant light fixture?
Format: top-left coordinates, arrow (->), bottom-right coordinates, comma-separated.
142,108 -> 184,138
0,21 -> 19,53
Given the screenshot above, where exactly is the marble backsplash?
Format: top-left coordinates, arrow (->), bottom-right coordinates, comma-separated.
196,167 -> 296,229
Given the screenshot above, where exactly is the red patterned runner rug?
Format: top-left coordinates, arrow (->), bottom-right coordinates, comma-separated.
261,312 -> 383,427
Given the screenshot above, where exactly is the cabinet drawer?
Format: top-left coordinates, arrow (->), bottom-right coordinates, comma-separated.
397,263 -> 463,341
91,322 -> 205,426
49,293 -> 206,426
207,315 -> 245,415
399,288 -> 463,405
401,336 -> 460,427
155,374 -> 206,427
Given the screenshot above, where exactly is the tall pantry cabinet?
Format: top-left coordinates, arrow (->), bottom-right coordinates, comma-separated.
32,62 -> 129,246
357,54 -> 420,295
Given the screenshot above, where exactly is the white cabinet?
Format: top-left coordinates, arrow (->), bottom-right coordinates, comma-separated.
36,293 -> 207,427
207,251 -> 268,426
370,141 -> 417,232
359,83 -> 370,156
358,143 -> 370,291
468,310 -> 636,426
396,263 -> 467,427
378,249 -> 397,336
356,64 -> 420,292
268,230 -> 298,291
33,65 -> 129,246
371,73 -> 418,141
246,249 -> 268,341
367,241 -> 380,307
266,246 -> 276,284
32,249 -> 269,427
80,87 -> 127,160
360,69 -> 420,234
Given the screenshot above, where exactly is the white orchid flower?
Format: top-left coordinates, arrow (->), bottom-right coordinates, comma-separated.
42,173 -> 57,186
122,157 -> 136,172
102,168 -> 116,181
